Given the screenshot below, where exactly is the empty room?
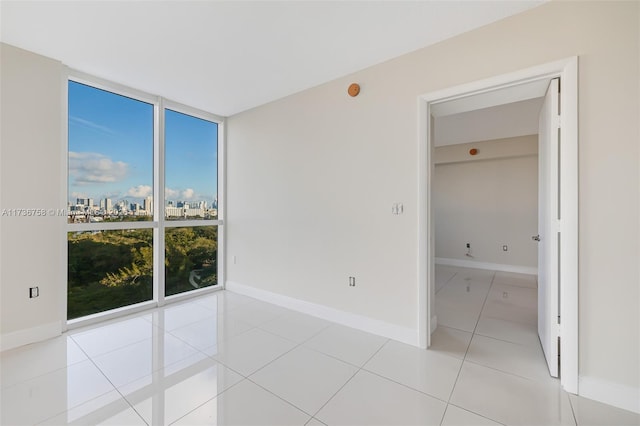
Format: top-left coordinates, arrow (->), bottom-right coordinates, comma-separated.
1,1 -> 639,425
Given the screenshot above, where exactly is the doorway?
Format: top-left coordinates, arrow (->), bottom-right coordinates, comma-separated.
417,58 -> 578,393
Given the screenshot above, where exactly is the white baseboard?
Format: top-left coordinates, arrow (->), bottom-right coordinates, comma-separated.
579,376 -> 640,414
435,257 -> 537,275
226,281 -> 420,347
431,315 -> 438,334
0,321 -> 62,352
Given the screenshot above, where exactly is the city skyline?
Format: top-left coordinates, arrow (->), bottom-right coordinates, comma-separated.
69,195 -> 218,219
68,81 -> 218,208
69,195 -> 217,209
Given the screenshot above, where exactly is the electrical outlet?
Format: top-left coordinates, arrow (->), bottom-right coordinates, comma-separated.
348,276 -> 356,287
466,243 -> 471,249
502,245 -> 508,251
29,286 -> 39,298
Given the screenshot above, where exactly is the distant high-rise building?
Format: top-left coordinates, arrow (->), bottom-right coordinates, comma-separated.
104,198 -> 112,212
144,196 -> 153,214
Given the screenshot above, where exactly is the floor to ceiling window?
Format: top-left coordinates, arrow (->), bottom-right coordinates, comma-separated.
67,76 -> 223,321
164,108 -> 219,296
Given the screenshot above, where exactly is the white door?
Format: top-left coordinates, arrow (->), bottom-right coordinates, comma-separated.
537,78 -> 560,377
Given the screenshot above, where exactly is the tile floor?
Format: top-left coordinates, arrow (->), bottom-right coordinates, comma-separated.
1,266 -> 639,425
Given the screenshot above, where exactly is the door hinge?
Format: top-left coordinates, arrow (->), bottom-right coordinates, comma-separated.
554,115 -> 561,129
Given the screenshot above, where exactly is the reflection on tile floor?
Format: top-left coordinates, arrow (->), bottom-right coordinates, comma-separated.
2,267 -> 639,425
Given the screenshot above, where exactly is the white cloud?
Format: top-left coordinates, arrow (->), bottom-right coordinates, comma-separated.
69,152 -> 128,184
69,116 -> 118,136
126,185 -> 152,198
165,187 -> 200,201
165,188 -> 179,199
182,188 -> 195,200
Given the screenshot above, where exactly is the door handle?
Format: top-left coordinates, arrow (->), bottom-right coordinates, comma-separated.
532,235 -> 541,242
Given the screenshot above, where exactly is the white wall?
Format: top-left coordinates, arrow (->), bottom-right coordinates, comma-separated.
0,43 -> 65,349
434,136 -> 538,270
227,0 -> 639,409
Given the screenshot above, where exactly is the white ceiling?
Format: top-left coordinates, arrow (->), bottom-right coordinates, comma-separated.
0,1 -> 544,117
434,97 -> 544,146
432,78 -> 549,146
430,78 -> 550,117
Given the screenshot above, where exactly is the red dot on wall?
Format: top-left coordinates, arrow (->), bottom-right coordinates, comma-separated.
469,148 -> 478,155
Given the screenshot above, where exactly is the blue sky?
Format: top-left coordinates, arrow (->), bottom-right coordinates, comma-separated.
68,81 -> 218,207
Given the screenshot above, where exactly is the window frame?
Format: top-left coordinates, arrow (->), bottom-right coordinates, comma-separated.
65,70 -> 225,330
